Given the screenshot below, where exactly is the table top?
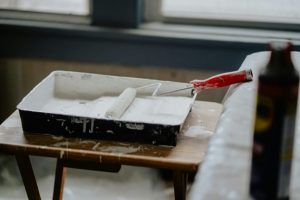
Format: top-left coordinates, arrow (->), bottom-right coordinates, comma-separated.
0,101 -> 222,172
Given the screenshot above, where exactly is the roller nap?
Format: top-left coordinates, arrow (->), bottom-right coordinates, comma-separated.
105,88 -> 137,119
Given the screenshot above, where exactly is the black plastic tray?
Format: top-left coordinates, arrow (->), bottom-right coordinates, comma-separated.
17,71 -> 195,146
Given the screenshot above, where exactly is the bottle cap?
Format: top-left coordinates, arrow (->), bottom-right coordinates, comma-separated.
268,41 -> 293,52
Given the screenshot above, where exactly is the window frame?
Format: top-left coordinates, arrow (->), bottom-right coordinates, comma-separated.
0,0 -> 299,72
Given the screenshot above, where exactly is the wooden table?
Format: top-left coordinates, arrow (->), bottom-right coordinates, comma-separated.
0,101 -> 222,200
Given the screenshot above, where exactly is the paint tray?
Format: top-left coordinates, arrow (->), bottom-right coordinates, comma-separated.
17,71 -> 196,146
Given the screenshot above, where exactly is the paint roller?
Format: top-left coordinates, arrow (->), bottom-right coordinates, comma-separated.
104,83 -> 162,119
105,87 -> 137,119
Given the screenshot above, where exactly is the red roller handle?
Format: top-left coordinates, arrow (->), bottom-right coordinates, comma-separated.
190,69 -> 253,92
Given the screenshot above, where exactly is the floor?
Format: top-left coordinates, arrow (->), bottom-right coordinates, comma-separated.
0,155 -> 180,200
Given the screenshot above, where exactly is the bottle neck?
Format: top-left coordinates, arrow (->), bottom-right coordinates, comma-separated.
260,42 -> 299,84
267,49 -> 294,72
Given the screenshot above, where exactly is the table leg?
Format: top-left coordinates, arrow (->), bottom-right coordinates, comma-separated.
15,154 -> 41,200
173,170 -> 187,200
53,158 -> 67,200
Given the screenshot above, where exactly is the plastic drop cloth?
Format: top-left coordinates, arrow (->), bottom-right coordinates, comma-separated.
0,154 -> 173,200
189,51 -> 300,200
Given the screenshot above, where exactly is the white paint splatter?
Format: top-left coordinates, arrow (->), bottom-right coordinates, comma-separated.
96,146 -> 141,154
52,135 -> 64,140
53,141 -> 70,147
185,126 -> 213,138
106,130 -> 114,134
60,151 -> 64,159
83,118 -> 87,133
158,145 -> 173,149
70,117 -> 95,133
1,118 -> 21,128
208,108 -> 216,113
56,119 -> 66,127
125,123 -> 144,130
80,140 -> 96,144
89,119 -> 95,133
92,142 -> 101,150
99,155 -> 102,164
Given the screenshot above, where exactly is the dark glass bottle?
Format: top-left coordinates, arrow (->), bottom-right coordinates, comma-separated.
250,42 -> 299,200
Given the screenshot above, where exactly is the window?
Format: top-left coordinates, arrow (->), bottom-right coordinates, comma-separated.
0,0 -> 142,27
0,0 -> 89,15
145,0 -> 300,30
0,0 -> 90,24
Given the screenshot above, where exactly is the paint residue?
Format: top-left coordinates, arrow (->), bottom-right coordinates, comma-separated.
70,117 -> 95,133
80,140 -> 96,144
92,142 -> 101,150
1,117 -> 22,128
60,150 -> 64,159
125,123 -> 144,130
106,130 -> 114,134
95,145 -> 141,154
208,108 -> 216,113
40,96 -> 193,125
53,141 -> 70,147
185,125 -> 213,138
52,135 -> 64,140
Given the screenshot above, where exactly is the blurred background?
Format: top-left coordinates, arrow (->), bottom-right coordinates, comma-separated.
0,0 -> 299,122
1,1 -> 300,199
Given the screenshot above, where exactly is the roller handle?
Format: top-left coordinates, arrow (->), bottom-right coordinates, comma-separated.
190,69 -> 253,92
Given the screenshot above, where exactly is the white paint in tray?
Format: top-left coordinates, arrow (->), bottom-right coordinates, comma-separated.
17,71 -> 196,128
40,96 -> 193,125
